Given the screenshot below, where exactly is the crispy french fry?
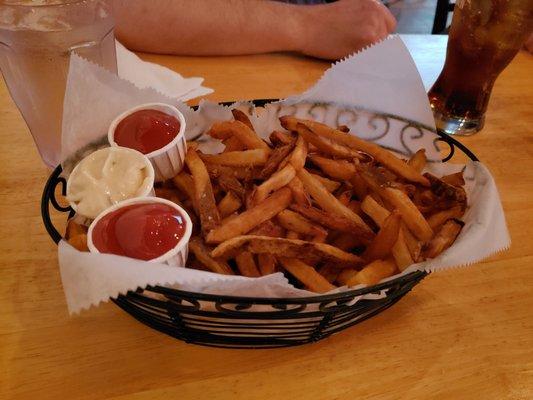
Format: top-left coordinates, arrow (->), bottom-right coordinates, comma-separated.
206,187 -> 292,243
331,233 -> 366,251
297,168 -> 372,234
65,219 -> 87,239
279,258 -> 335,293
286,231 -> 300,240
154,187 -> 182,204
280,116 -> 429,186
318,264 -> 340,284
212,235 -> 363,267
201,149 -> 269,167
308,154 -> 356,181
249,220 -> 285,237
350,172 -> 369,200
259,143 -> 295,179
407,149 -> 427,173
252,164 -> 296,205
380,187 -> 434,242
269,130 -> 294,146
337,125 -> 350,133
68,234 -> 89,252
172,171 -> 196,203
393,229 -> 414,271
207,120 -> 270,152
205,163 -> 258,181
189,237 -> 234,275
337,189 -> 352,206
310,173 -> 341,192
222,136 -> 244,152
257,253 -> 277,275
288,177 -> 311,206
235,251 -> 261,277
231,108 -> 254,130
217,173 -> 245,199
185,148 -> 220,232
294,122 -> 361,159
218,192 -> 242,218
277,209 -> 328,240
290,203 -> 373,243
289,134 -> 308,170
425,173 -> 467,204
337,268 -> 358,286
441,172 -> 465,187
425,219 -> 463,258
346,259 -> 397,286
347,200 -> 361,215
362,210 -> 401,262
427,206 -> 464,231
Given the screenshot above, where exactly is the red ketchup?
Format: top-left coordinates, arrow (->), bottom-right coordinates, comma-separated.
113,109 -> 181,154
92,203 -> 186,261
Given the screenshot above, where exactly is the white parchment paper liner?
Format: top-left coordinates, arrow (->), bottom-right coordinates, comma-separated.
58,36 -> 510,314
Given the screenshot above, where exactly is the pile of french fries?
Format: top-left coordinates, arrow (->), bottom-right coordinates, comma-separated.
66,109 -> 467,293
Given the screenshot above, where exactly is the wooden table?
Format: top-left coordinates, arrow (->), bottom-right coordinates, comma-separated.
1,35 -> 532,400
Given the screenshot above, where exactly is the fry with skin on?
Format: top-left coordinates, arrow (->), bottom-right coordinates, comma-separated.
350,172 -> 369,200
211,235 -> 364,266
218,192 -> 242,218
269,130 -> 294,146
68,234 -> 89,252
297,168 -> 372,234
337,189 -> 353,206
381,187 -> 434,242
407,149 -> 427,173
286,231 -> 300,240
235,251 -> 261,277
231,108 -> 254,131
222,136 -> 244,152
207,120 -> 270,152
249,220 -> 285,237
337,268 -> 358,286
362,210 -> 401,262
293,122 -> 362,159
289,134 -> 308,171
206,187 -> 292,243
318,264 -> 340,284
257,253 -> 277,275
287,177 -> 311,206
172,171 -> 196,205
427,205 -> 464,231
280,116 -> 429,186
185,148 -> 220,233
277,209 -> 328,240
66,219 -> 87,239
346,259 -> 397,286
441,172 -> 465,187
217,173 -> 245,199
259,143 -> 295,179
189,237 -> 234,275
425,219 -> 463,258
201,149 -> 269,167
310,173 -> 341,192
279,258 -> 335,293
308,154 -> 357,181
252,163 -> 296,205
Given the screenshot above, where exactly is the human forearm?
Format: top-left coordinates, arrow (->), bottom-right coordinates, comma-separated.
113,0 -> 306,56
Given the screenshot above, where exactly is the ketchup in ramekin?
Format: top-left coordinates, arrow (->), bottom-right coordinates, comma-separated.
88,197 -> 192,266
108,103 -> 187,182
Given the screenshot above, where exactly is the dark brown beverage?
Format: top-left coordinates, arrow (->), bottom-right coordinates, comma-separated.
428,0 -> 533,135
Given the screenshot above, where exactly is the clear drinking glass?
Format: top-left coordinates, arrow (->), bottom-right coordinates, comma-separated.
428,0 -> 533,136
0,0 -> 117,167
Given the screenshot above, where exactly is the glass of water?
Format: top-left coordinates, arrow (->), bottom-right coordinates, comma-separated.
0,0 -> 117,167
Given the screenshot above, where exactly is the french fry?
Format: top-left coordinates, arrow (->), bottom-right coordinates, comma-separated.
154,187 -> 182,204
235,251 -> 261,277
279,258 -> 336,293
211,235 -> 363,266
350,172 -> 369,200
280,116 -> 429,186
441,172 -> 465,187
259,143 -> 295,179
337,268 -> 358,286
381,187 -> 434,242
425,173 -> 467,204
407,149 -> 427,173
297,168 -> 372,234
346,259 -> 397,286
269,130 -> 294,146
252,164 -> 296,205
286,231 -> 300,240
65,219 -> 87,239
217,173 -> 245,199
231,108 -> 254,131
337,189 -> 352,206
361,196 -> 414,270
427,205 -> 464,231
249,220 -> 285,237
257,253 -> 277,275
201,149 -> 269,167
337,125 -> 350,133
308,154 -> 356,181
172,171 -> 196,204
424,219 -> 463,258
289,134 -> 308,171
185,148 -> 220,233
189,237 -> 234,275
205,163 -> 258,181
68,234 -> 89,252
318,264 -> 340,284
310,173 -> 341,192
331,233 -> 366,251
362,211 -> 401,262
290,203 -> 373,243
222,136 -> 244,152
207,120 -> 270,152
218,192 -> 242,218
347,200 -> 361,215
206,187 -> 292,243
288,177 -> 311,206
294,122 -> 361,159
277,209 -> 328,240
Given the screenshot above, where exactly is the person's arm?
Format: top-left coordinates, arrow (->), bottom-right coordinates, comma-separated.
113,0 -> 396,60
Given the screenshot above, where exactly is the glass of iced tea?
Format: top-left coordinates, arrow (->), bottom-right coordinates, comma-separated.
428,0 -> 533,136
0,0 -> 117,167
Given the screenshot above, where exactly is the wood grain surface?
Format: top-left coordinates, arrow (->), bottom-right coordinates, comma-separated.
1,35 -> 532,400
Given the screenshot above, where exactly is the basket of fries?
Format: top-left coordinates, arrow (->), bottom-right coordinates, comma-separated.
42,99 -> 479,348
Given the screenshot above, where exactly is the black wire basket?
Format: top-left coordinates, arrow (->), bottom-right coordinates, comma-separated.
41,100 -> 478,348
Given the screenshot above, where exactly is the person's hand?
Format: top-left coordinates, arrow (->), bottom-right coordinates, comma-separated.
295,0 -> 397,60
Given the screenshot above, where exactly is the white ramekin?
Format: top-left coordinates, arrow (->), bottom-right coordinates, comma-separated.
87,197 -> 192,267
108,103 -> 187,182
66,147 -> 155,220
